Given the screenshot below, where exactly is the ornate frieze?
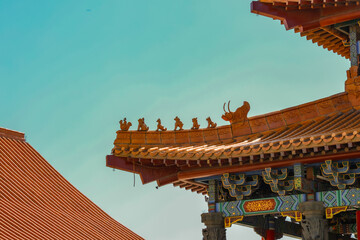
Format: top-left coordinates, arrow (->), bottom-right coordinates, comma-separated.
321,160 -> 360,189
316,188 -> 360,207
217,188 -> 360,218
221,173 -> 258,200
243,199 -> 276,213
217,194 -> 306,217
262,168 -> 294,195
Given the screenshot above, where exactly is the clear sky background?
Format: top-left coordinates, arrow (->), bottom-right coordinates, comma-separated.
0,1 -> 350,239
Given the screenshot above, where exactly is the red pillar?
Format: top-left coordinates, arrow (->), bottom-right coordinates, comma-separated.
265,230 -> 275,240
357,211 -> 360,240
266,217 -> 275,240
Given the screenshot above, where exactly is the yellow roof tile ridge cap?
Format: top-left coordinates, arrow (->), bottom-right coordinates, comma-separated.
114,92 -> 349,147
249,92 -> 347,118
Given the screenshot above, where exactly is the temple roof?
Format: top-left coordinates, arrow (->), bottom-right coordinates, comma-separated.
1,128 -> 143,239
258,0 -> 359,7
113,107 -> 359,161
251,0 -> 360,59
111,92 -> 354,151
107,88 -> 360,193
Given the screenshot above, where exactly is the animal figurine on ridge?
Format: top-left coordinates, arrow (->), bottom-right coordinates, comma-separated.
222,101 -> 250,124
156,118 -> 167,131
191,118 -> 200,130
174,116 -> 184,131
206,117 -> 217,128
119,118 -> 132,131
137,118 -> 149,131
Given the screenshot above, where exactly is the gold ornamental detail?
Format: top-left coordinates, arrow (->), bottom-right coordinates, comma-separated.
243,199 -> 276,213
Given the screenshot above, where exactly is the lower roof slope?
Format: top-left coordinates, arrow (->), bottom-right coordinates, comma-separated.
0,128 -> 143,240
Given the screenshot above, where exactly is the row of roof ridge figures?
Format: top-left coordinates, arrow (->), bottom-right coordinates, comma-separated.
118,101 -> 251,132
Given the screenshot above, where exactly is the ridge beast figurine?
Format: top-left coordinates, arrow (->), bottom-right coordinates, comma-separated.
174,116 -> 184,131
119,118 -> 132,131
156,118 -> 167,131
137,118 -> 149,131
206,117 -> 217,128
191,117 -> 200,130
221,101 -> 250,124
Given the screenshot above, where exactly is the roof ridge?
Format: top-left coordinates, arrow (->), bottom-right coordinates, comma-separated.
113,92 -> 353,147
0,127 -> 25,141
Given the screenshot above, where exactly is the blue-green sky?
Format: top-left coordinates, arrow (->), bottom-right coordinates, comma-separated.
1,1 -> 349,239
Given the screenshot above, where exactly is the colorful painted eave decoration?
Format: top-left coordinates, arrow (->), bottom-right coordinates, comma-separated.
217,188 -> 360,218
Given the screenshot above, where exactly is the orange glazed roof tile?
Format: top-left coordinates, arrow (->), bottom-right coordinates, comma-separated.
107,91 -> 360,190
0,128 -> 143,240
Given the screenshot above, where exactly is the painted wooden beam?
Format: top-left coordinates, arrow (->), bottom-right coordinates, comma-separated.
251,1 -> 360,32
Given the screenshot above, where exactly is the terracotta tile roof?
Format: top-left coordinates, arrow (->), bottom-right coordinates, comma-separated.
112,92 -> 352,151
1,128 -> 143,240
112,108 -> 360,166
107,91 -> 360,191
0,127 -> 25,141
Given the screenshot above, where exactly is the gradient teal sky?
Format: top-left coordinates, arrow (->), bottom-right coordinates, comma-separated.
1,1 -> 350,239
